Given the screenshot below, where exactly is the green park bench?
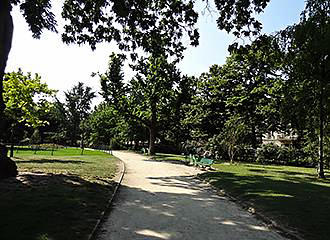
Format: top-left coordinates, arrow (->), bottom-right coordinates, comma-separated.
184,154 -> 214,169
197,157 -> 214,169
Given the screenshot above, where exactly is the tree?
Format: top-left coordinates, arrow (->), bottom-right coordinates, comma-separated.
85,102 -> 147,149
213,0 -> 271,37
220,115 -> 248,164
99,53 -> 182,155
64,82 -> 95,146
183,64 -> 229,142
84,103 -> 119,146
223,36 -> 284,148
0,0 -> 56,119
4,69 -> 56,127
158,75 -> 196,150
3,69 -> 55,156
184,36 -> 283,157
278,1 -> 330,178
41,98 -> 68,144
1,0 -> 281,125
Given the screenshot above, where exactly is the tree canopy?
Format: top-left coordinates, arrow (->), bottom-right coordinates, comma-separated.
4,69 -> 55,128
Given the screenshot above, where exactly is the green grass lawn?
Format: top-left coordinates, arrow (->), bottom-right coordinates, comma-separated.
151,153 -> 187,163
0,148 -> 118,240
199,163 -> 330,240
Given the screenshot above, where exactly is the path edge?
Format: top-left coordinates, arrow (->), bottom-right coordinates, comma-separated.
196,174 -> 304,240
88,153 -> 126,240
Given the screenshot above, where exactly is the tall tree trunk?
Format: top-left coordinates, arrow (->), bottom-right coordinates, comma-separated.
0,0 -> 13,121
148,101 -> 157,156
0,1 -> 17,178
0,1 -> 16,178
317,79 -> 325,178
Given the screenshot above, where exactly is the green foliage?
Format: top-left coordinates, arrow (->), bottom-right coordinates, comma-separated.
99,53 -> 185,155
277,1 -> 330,177
219,115 -> 248,163
44,99 -> 68,144
99,53 -> 127,106
11,0 -> 57,38
256,144 -> 310,166
183,35 -> 284,160
64,82 -> 95,145
214,0 -> 270,37
3,69 -> 56,128
61,0 -> 199,60
84,103 -> 120,146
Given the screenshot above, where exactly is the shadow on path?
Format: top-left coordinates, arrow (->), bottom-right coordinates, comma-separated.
98,173 -> 284,240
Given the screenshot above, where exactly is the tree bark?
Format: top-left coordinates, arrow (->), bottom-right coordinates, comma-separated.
0,1 -> 13,136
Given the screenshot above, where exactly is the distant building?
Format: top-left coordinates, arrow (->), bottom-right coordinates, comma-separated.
262,131 -> 298,146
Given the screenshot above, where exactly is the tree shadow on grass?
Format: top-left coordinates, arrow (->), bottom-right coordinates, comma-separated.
199,171 -> 330,240
0,173 -> 115,240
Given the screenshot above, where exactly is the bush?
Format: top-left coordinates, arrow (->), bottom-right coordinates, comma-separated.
256,144 -> 313,167
236,146 -> 256,163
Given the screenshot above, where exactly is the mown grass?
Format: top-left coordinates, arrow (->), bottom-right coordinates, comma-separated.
151,153 -> 187,163
152,153 -> 330,240
12,146 -> 109,156
0,148 -> 118,240
199,163 -> 330,240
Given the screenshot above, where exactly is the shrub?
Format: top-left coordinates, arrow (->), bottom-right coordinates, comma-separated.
256,144 -> 313,167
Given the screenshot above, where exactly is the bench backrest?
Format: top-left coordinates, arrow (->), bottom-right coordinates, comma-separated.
200,158 -> 213,165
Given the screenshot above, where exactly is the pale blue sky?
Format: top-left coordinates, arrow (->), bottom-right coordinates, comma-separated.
7,0 -> 305,103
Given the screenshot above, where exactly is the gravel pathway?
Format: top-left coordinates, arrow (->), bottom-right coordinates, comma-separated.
97,151 -> 287,240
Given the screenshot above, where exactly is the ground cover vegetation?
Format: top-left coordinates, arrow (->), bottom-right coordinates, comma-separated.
0,148 -> 118,240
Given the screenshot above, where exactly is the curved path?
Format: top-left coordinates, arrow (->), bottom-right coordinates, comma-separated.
97,151 -> 286,240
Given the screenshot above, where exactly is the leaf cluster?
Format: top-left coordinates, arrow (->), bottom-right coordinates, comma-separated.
4,69 -> 56,128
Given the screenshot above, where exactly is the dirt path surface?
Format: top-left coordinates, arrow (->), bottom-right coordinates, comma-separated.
97,151 -> 287,240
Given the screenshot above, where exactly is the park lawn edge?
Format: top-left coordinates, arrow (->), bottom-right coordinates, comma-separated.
0,148 -> 120,240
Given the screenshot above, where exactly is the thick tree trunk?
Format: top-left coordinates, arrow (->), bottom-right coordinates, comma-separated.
0,0 -> 13,119
0,1 -> 17,179
317,80 -> 325,178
